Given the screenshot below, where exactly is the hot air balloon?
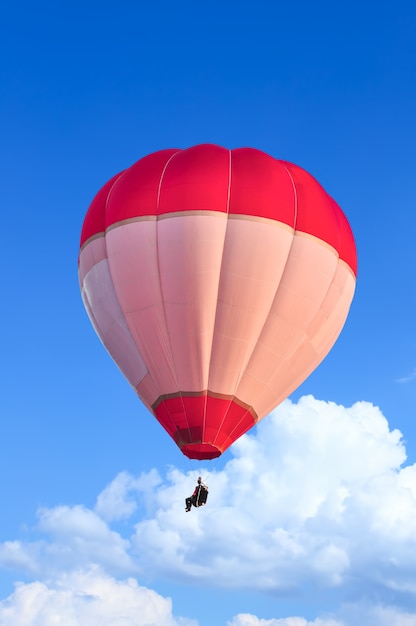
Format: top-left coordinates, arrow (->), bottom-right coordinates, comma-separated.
78,144 -> 357,461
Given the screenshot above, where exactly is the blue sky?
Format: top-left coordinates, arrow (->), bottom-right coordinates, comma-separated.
1,1 -> 416,624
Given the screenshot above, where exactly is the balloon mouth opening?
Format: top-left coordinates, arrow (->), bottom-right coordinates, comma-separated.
180,443 -> 222,461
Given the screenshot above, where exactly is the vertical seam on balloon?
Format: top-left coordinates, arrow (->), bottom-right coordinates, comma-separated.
226,148 -> 232,213
283,164 -> 298,226
156,154 -> 176,208
156,151 -> 193,443
210,149 -> 235,448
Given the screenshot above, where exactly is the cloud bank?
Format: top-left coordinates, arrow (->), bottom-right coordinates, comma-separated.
2,395 -> 416,625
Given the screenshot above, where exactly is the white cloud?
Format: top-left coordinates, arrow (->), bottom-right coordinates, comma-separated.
37,505 -> 137,575
0,506 -> 137,579
95,468 -> 162,522
0,541 -> 40,576
0,567 -> 197,626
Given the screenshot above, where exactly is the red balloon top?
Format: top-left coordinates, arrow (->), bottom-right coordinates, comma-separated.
80,144 -> 357,276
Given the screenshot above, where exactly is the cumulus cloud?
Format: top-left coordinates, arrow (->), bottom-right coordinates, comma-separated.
0,505 -> 137,579
0,567 -> 196,626
1,396 -> 416,623
95,468 -> 162,522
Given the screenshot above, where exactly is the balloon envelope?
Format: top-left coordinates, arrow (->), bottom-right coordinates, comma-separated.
79,144 -> 357,460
